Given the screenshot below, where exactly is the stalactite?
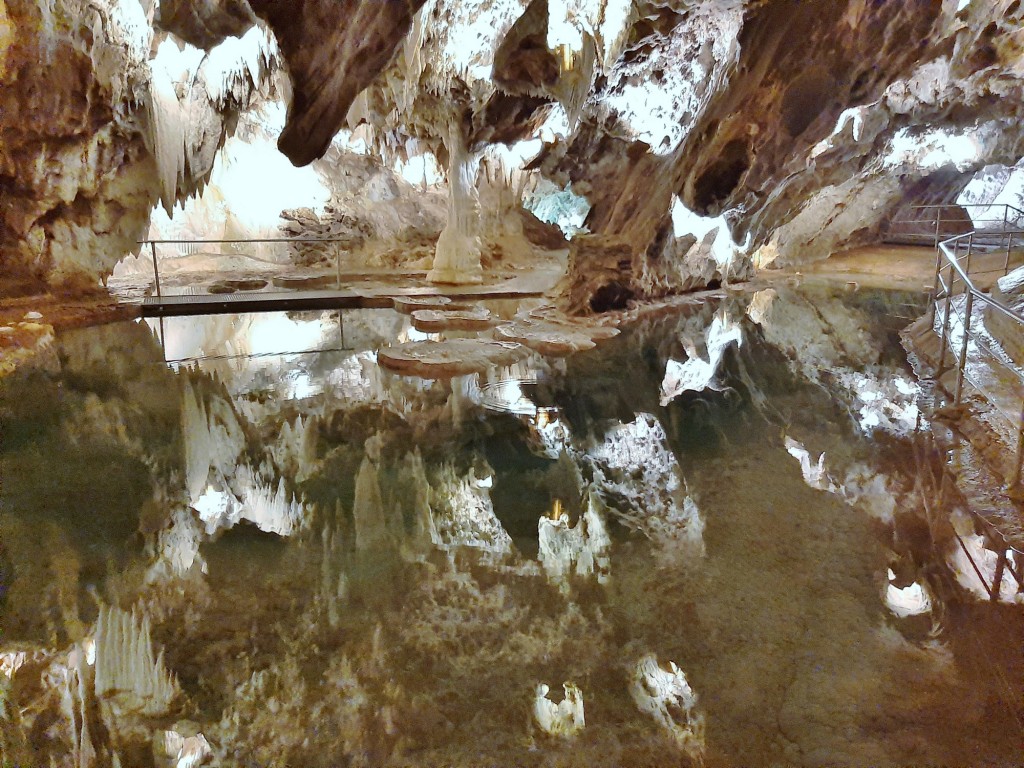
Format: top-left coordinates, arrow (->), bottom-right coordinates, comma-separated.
148,52 -> 188,217
202,25 -> 279,109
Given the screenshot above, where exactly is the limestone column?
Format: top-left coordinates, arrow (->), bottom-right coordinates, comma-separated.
428,119 -> 483,284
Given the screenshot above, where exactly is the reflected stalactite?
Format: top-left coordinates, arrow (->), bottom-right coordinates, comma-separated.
583,413 -> 705,561
94,603 -> 180,717
533,681 -> 585,738
660,309 -> 743,405
320,500 -> 348,629
537,489 -> 611,592
353,452 -> 394,552
272,413 -> 320,483
428,459 -> 513,556
405,449 -> 440,555
630,655 -> 705,760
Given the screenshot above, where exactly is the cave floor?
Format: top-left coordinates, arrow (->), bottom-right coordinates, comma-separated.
767,244 -> 1024,293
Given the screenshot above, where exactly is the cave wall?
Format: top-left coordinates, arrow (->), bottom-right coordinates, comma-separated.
5,0 -> 1024,296
534,0 -> 1024,266
0,0 -> 159,294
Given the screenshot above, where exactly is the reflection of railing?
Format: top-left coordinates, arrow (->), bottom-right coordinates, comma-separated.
138,237 -> 353,298
908,205 -> 1024,491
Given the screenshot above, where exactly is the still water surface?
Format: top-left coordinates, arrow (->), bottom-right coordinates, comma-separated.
1,287 -> 1022,767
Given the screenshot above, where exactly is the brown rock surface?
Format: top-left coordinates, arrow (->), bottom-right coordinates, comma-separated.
378,338 -> 529,378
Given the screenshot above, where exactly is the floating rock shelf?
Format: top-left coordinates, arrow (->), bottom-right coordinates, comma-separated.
495,317 -> 619,356
393,295 -> 453,314
411,308 -> 495,332
378,339 -> 529,377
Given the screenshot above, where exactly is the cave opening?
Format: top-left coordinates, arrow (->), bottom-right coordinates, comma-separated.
692,138 -> 751,215
781,66 -> 836,138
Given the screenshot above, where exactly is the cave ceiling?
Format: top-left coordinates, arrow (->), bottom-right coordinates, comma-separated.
2,0 -> 1023,290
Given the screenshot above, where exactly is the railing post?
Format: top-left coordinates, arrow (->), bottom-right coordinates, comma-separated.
150,240 -> 162,299
937,262 -> 954,374
930,244 -> 942,328
954,289 -> 974,406
1013,398 -> 1024,491
934,208 -> 943,252
964,231 -> 974,279
1005,229 -> 1013,278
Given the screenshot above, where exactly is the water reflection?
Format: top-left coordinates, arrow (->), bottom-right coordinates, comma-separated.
1,288 -> 1022,766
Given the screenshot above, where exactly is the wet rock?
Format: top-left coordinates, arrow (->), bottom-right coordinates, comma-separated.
378,339 -> 529,378
392,295 -> 452,314
494,315 -> 619,356
411,308 -> 495,332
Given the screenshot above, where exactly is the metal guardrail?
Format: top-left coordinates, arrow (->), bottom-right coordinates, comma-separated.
886,202 -> 1024,248
138,237 -> 353,299
911,205 -> 1024,489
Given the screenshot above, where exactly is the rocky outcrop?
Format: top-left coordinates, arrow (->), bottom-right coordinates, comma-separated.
157,0 -> 430,166
6,0 -> 1024,298
0,0 -> 158,294
533,0 -> 1024,267
1,0 -> 279,293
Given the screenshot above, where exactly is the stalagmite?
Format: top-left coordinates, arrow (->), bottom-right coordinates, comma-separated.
427,120 -> 483,285
534,682 -> 585,737
94,603 -> 180,716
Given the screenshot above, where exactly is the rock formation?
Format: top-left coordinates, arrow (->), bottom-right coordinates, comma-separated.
4,0 -> 1024,297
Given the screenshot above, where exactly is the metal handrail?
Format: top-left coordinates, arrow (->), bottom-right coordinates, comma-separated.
137,236 -> 355,298
929,214 -> 1024,492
